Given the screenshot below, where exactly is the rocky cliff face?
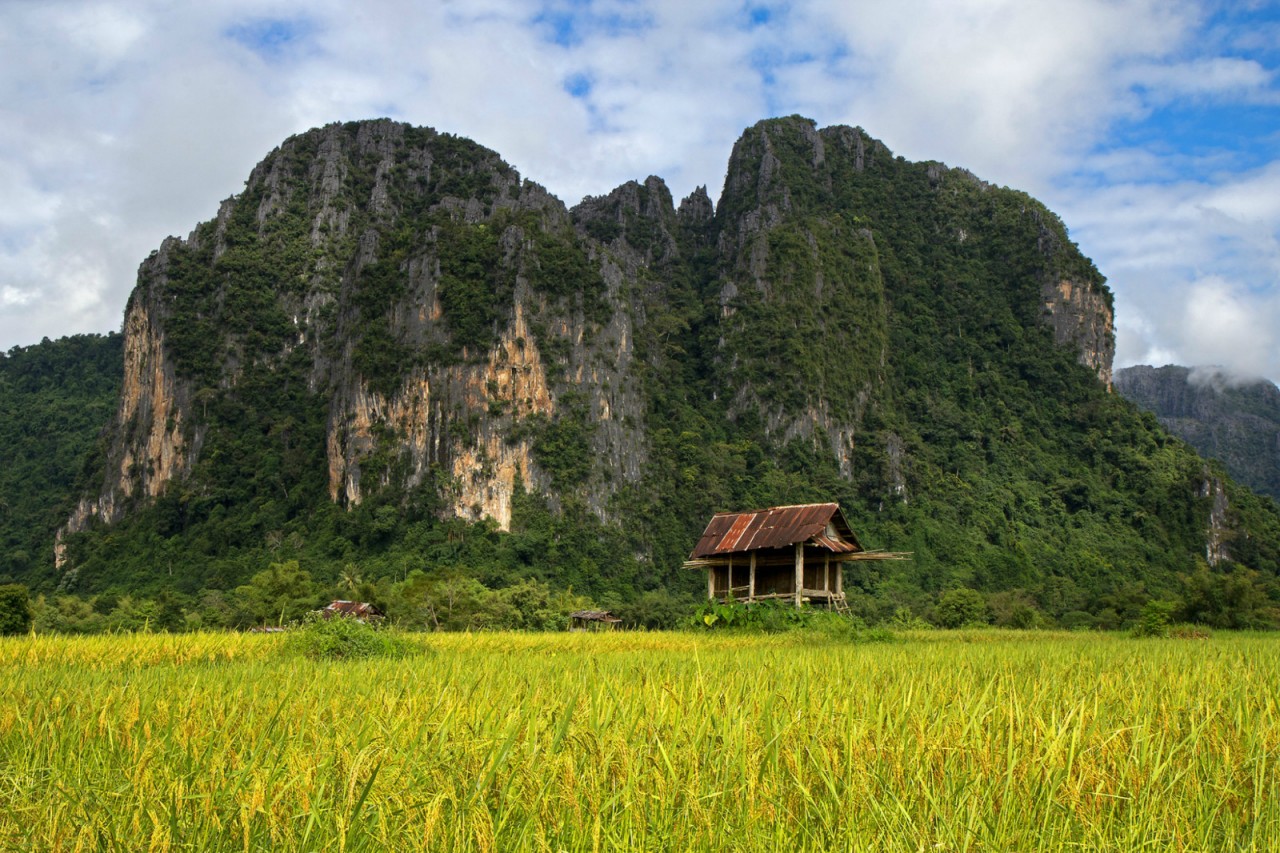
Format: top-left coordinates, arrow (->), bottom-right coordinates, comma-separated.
60,120 -> 656,562
1116,365 -> 1280,501
1041,279 -> 1114,389
62,116 -> 1139,577
56,246 -> 202,567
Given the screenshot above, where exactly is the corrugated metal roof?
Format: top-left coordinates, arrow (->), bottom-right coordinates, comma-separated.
323,600 -> 383,618
690,503 -> 864,558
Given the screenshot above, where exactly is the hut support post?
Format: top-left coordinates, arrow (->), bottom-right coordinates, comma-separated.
707,564 -> 714,601
749,552 -> 756,603
728,556 -> 733,602
794,543 -> 803,607
824,553 -> 830,595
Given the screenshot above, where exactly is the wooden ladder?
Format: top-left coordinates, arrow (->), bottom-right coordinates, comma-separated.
831,595 -> 853,618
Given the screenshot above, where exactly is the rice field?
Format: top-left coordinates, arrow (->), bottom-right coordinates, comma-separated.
1,629 -> 1277,851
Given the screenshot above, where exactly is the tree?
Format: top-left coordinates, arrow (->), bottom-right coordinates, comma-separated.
233,560 -> 318,626
935,588 -> 989,628
0,584 -> 32,635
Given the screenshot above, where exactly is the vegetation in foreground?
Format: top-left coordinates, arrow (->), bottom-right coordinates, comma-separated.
2,629 -> 1276,851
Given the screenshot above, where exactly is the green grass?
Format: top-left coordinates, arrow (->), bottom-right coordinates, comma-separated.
1,630 -> 1277,850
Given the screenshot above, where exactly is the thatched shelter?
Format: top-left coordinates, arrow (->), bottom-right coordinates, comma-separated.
569,610 -> 622,631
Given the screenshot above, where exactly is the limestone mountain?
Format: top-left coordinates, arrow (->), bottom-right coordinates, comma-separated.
41,116 -> 1280,623
1116,365 -> 1280,502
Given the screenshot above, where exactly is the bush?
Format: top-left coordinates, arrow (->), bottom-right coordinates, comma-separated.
889,607 -> 932,631
285,612 -> 418,661
1131,600 -> 1176,638
935,588 -> 989,628
614,590 -> 693,630
850,625 -> 903,644
691,600 -> 831,633
0,584 -> 32,635
690,601 -> 900,638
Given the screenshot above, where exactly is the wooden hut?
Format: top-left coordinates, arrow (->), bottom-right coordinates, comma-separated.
569,610 -> 622,631
322,600 -> 384,621
682,503 -> 904,609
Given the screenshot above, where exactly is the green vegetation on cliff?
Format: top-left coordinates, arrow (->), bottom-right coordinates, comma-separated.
0,334 -> 121,586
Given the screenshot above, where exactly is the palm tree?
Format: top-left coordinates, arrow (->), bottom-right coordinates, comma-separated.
339,564 -> 364,596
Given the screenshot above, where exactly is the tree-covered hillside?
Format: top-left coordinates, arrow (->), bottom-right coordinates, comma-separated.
23,117 -> 1280,631
0,334 -> 122,586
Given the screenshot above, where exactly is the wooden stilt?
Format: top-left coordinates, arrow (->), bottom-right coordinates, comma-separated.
794,543 -> 803,607
749,552 -> 756,603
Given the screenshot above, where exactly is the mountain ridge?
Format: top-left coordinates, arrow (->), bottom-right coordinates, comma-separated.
1115,364 -> 1280,502
14,115 -> 1277,627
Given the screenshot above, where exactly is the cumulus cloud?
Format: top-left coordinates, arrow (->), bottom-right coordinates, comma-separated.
1062,156 -> 1280,381
1,0 -> 1276,386
1126,56 -> 1276,103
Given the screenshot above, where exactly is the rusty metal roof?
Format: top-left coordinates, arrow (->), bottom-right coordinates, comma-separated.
690,503 -> 864,558
323,600 -> 383,618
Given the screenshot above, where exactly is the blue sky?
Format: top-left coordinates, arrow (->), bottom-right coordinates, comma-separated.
1,0 -> 1277,382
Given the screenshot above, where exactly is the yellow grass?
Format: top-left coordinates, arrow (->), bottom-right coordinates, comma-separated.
1,629 -> 1277,851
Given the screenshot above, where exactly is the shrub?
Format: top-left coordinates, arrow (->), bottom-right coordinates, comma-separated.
1131,600 -> 1176,638
285,612 -> 418,661
890,607 -> 932,631
850,625 -> 903,645
690,600 -> 823,633
0,584 -> 32,635
935,588 -> 989,628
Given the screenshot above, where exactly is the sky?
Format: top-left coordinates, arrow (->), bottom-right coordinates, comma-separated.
2,0 -> 1278,383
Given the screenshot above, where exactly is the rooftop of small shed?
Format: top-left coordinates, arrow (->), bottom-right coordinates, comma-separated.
323,600 -> 383,618
569,609 -> 621,623
689,503 -> 863,559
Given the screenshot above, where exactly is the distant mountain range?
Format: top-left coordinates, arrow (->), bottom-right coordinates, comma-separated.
1115,365 -> 1280,502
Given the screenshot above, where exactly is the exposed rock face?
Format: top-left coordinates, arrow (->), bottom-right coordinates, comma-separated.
1202,473 -> 1232,566
1042,279 -> 1114,388
1116,365 -> 1280,501
55,243 -> 202,567
113,294 -> 194,502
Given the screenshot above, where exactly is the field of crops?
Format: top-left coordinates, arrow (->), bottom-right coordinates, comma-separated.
2,629 -> 1277,851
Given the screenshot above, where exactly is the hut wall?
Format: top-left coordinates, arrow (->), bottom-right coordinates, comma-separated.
804,562 -> 825,591
753,565 -> 795,597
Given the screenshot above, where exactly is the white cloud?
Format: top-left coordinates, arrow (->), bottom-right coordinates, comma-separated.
1126,56 -> 1276,102
1069,162 -> 1280,381
803,0 -> 1197,192
0,0 -> 1276,386
1181,276 -> 1277,377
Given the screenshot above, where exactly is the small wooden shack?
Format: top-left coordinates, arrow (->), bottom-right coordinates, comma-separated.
569,610 -> 622,631
683,503 -> 903,608
322,600 -> 384,621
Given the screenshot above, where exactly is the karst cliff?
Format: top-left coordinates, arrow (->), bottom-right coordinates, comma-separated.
53,115 -> 1277,599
